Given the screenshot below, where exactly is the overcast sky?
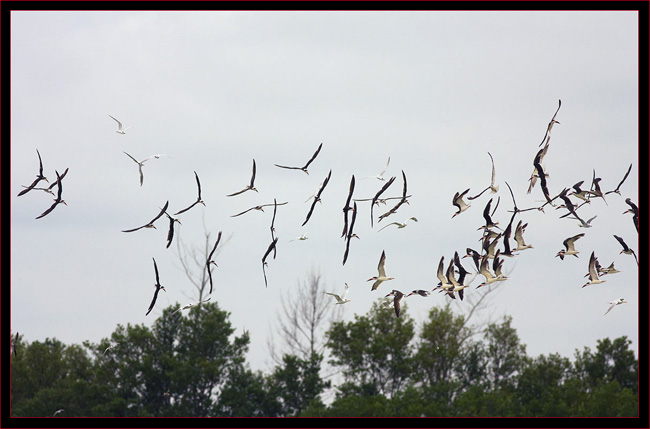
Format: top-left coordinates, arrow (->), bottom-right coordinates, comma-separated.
10,11 -> 639,374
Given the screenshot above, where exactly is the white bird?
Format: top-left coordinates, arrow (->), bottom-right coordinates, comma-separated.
569,214 -> 597,228
109,114 -> 131,134
378,217 -> 418,232
170,298 -> 212,316
604,298 -> 628,315
103,344 -> 116,355
468,152 -> 499,199
599,262 -> 621,276
53,409 -> 65,417
123,152 -> 168,186
583,252 -> 606,287
556,233 -> 585,260
363,156 -> 391,181
452,189 -> 471,218
325,283 -> 351,304
368,250 -> 395,291
289,235 -> 309,242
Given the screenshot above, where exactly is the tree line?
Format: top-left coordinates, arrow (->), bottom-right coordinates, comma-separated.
10,297 -> 637,417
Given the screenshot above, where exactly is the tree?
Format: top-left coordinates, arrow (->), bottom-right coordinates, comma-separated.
482,315 -> 527,390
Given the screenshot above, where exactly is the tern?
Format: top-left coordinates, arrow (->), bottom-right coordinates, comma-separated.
164,212 -> 181,249
231,201 -> 288,218
146,258 -> 166,316
605,163 -> 633,195
17,149 -> 48,196
122,201 -> 169,232
174,171 -> 205,215
123,152 -> 167,186
370,176 -> 396,227
613,235 -> 638,265
623,198 -> 638,233
571,214 -> 598,228
302,170 -> 332,226
341,175 -> 356,239
262,237 -> 278,288
35,170 -> 68,219
378,170 -> 410,223
583,252 -> 606,287
384,290 -> 406,318
170,298 -> 212,317
538,99 -> 561,147
604,298 -> 627,315
363,156 -> 391,180
468,152 -> 499,200
206,231 -> 223,294
343,202 -> 359,266
109,114 -> 131,134
325,283 -> 351,304
289,235 -> 309,242
368,250 -> 394,291
513,220 -> 533,252
227,159 -> 258,197
378,217 -> 418,232
274,142 -> 323,175
556,233 -> 585,260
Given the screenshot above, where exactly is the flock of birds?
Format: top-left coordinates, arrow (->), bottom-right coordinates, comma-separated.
14,101 -> 638,357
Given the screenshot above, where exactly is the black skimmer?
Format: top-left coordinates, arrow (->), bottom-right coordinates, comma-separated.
164,212 -> 181,249
341,175 -> 356,239
146,258 -> 166,316
476,254 -> 508,288
170,298 -> 212,316
342,201 -> 359,266
206,231 -> 223,294
109,114 -> 131,134
270,199 -> 278,259
499,213 -> 518,257
504,181 -> 540,215
583,252 -> 606,287
573,215 -> 598,228
363,157 -> 391,181
385,290 -> 406,317
174,171 -> 205,215
599,262 -> 621,276
122,201 -> 169,232
35,170 -> 67,219
433,256 -> 453,293
528,142 -> 549,195
378,217 -> 418,232
513,220 -> 533,252
533,153 -> 554,206
325,283 -> 351,304
18,149 -> 48,196
478,197 -> 500,231
623,198 -> 638,233
274,142 -> 323,175
605,163 -> 633,195
370,175 -> 396,227
568,181 -> 594,203
227,159 -> 258,197
231,201 -> 288,218
406,289 -> 431,297
23,167 -> 69,196
469,152 -> 499,200
538,99 -> 561,147
123,152 -> 167,186
556,233 -> 585,260
302,170 -> 331,227
613,234 -> 638,265
378,170 -> 410,223
452,251 -> 471,300
462,248 -> 482,271
262,237 -> 278,288
604,298 -> 627,315
368,250 -> 394,291
589,172 -> 608,205
557,188 -> 585,223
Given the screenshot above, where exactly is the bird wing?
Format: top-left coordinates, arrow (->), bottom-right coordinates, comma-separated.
250,159 -> 257,187
109,114 -> 123,129
371,176 -> 396,227
226,187 -> 250,197
377,250 -> 387,277
613,235 -> 629,251
341,283 -> 349,300
436,256 -> 447,285
302,142 -> 323,169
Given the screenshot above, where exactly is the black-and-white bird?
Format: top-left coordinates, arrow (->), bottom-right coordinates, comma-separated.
109,114 -> 131,134
623,198 -> 639,233
478,197 -> 500,230
231,201 -> 288,218
123,152 -> 167,186
613,235 -> 638,265
23,167 -> 69,196
227,159 -> 258,197
368,250 -> 395,291
528,142 -> 549,195
206,231 -> 223,294
463,248 -> 482,271
302,170 -> 331,227
556,233 -> 585,260
538,99 -> 561,147
164,212 -> 181,249
146,258 -> 166,316
605,163 -> 633,195
174,171 -> 205,215
10,332 -> 18,357
378,170 -> 409,223
370,176 -> 396,227
343,202 -> 359,266
18,149 -> 48,196
513,220 -> 533,252
274,142 -> 323,175
384,289 -> 405,318
170,298 -> 212,316
262,237 -> 279,288
122,201 -> 169,233
452,189 -> 471,218
341,175 -> 356,239
35,170 -> 68,219
469,152 -> 499,200
406,289 -> 431,298
583,252 -> 606,288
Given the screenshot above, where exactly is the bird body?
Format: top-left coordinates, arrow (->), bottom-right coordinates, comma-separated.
385,289 -> 405,317
583,252 -> 606,287
109,114 -> 131,134
604,298 -> 627,315
368,250 -> 394,291
325,283 -> 351,304
556,233 -> 584,260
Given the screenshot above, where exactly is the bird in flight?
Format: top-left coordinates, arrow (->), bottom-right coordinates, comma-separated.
170,298 -> 212,317
123,152 -> 168,186
146,258 -> 166,316
174,171 -> 205,215
378,217 -> 418,232
556,233 -> 584,260
325,283 -> 351,304
368,250 -> 395,291
227,159 -> 258,197
109,114 -> 131,134
274,142 -> 323,175
604,298 -> 628,315
18,149 -> 48,197
468,152 -> 499,199
262,238 -> 279,288
122,201 -> 169,233
384,289 -> 406,318
206,231 -> 222,294
302,170 -> 331,227
36,170 -> 68,219
231,201 -> 288,218
613,234 -> 638,265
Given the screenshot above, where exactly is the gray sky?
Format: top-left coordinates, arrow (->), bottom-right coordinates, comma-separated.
11,11 -> 638,373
